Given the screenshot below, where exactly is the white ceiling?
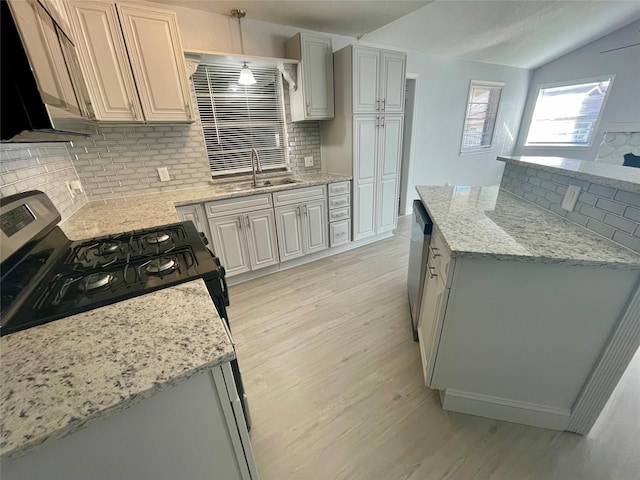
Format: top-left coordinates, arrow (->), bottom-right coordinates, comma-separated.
148,0 -> 640,69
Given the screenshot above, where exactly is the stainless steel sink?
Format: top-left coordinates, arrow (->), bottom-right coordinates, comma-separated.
253,177 -> 301,188
216,177 -> 302,192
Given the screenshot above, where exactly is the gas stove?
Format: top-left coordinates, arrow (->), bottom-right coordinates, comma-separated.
0,191 -> 228,336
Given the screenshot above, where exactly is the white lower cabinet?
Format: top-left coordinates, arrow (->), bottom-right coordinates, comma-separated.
273,185 -> 328,262
275,199 -> 328,261
328,181 -> 351,247
176,203 -> 209,238
2,364 -> 258,480
209,209 -> 279,277
205,193 -> 279,277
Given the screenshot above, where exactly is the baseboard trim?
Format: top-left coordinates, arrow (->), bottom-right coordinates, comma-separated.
440,389 -> 572,431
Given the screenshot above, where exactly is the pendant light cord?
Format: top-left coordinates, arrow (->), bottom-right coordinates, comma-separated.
231,9 -> 246,55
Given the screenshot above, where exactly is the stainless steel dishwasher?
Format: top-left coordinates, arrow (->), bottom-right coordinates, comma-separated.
407,199 -> 432,341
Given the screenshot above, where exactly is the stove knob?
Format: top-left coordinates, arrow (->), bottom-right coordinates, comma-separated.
199,232 -> 209,245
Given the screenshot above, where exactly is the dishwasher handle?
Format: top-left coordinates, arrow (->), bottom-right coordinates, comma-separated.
413,200 -> 433,235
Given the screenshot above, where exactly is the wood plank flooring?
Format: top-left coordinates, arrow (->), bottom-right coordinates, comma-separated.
227,215 -> 640,480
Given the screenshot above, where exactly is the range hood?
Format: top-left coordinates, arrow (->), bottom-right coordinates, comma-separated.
1,0 -> 95,143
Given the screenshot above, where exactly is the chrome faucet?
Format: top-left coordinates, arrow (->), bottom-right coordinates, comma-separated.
251,148 -> 262,187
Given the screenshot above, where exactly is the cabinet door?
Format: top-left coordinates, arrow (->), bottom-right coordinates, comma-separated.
417,263 -> 448,387
353,116 -> 377,240
67,0 -> 143,121
303,199 -> 328,254
116,3 -> 193,122
380,51 -> 406,114
208,215 -> 251,277
244,209 -> 279,270
353,46 -> 380,114
302,34 -> 334,120
9,0 -> 79,115
275,205 -> 304,262
376,114 -> 403,234
176,204 -> 209,242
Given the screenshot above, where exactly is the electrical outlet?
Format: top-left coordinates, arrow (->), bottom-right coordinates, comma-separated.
561,185 -> 581,211
157,167 -> 171,182
304,156 -> 314,167
65,181 -> 76,199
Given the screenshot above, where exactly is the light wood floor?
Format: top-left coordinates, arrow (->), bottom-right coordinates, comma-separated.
227,215 -> 640,480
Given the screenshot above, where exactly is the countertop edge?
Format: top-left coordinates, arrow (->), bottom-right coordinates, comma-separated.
1,353 -> 235,461
496,156 -> 640,193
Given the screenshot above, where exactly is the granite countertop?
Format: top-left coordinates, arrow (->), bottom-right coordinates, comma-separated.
497,156 -> 640,193
0,280 -> 235,460
0,171 -> 350,460
61,172 -> 351,239
417,185 -> 640,269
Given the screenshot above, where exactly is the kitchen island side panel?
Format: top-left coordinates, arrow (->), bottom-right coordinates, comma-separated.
430,256 -> 639,412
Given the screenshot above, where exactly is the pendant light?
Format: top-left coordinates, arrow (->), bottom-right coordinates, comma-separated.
231,9 -> 256,85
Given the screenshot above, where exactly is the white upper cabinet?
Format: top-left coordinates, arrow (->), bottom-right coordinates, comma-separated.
285,32 -> 334,121
353,46 -> 405,114
66,0 -> 193,123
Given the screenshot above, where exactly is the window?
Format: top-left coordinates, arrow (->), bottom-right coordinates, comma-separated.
460,81 -> 504,153
192,63 -> 289,176
525,76 -> 613,147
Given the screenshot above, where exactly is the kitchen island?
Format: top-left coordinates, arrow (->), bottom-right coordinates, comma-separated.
415,157 -> 640,434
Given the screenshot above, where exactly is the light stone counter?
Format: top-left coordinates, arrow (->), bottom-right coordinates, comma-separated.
417,185 -> 640,269
60,172 -> 351,239
497,155 -> 640,193
0,280 -> 234,460
1,171 -> 349,460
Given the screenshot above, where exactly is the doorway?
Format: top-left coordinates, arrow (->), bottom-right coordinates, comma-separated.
399,75 -> 417,216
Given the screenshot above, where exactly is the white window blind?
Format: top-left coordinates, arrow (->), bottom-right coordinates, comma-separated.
193,63 -> 289,176
525,77 -> 613,147
461,81 -> 503,153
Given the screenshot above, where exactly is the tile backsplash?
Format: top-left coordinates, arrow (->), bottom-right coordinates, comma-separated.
0,143 -> 87,221
0,80 -> 324,208
595,131 -> 640,165
501,162 -> 640,253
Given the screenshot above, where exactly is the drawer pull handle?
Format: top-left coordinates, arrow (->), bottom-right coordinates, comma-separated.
428,265 -> 438,278
429,245 -> 441,258
336,232 -> 346,236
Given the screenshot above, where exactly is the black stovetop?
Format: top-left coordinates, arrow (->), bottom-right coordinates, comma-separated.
0,221 -> 223,336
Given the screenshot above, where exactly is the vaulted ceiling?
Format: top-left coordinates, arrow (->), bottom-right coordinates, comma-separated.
148,0 -> 640,69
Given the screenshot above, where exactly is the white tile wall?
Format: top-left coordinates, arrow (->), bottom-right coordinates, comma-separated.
501,163 -> 640,253
1,78 -> 324,207
0,143 -> 87,220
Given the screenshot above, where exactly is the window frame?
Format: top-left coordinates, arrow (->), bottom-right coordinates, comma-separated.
523,75 -> 615,149
193,63 -> 290,177
459,80 -> 505,155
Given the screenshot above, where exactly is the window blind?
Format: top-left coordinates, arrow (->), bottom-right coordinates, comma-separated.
192,63 -> 289,176
461,82 -> 503,153
525,78 -> 612,146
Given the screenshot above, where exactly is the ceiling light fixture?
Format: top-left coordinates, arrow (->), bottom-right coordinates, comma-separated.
231,9 -> 256,85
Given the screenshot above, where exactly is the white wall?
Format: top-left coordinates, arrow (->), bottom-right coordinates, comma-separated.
164,3 -> 531,215
514,20 -> 640,160
399,50 -> 530,213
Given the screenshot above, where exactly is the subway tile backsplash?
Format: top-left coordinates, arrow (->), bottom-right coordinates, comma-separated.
501,163 -> 640,253
0,79 -> 324,207
0,143 -> 87,221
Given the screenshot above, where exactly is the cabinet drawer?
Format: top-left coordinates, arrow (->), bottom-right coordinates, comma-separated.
330,219 -> 351,247
329,206 -> 350,222
428,227 -> 452,286
272,185 -> 326,206
205,194 -> 272,218
328,181 -> 350,197
328,194 -> 350,209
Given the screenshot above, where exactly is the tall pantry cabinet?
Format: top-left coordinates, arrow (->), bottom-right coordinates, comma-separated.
321,45 -> 406,241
